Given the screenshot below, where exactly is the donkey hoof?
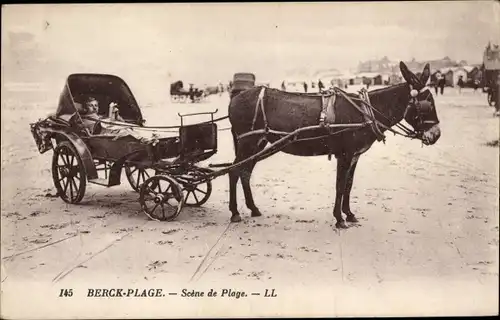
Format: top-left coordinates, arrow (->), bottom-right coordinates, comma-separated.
230,215 -> 242,223
251,209 -> 262,217
335,221 -> 349,229
346,215 -> 359,223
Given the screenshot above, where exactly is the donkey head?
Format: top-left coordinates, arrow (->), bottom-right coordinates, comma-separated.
399,61 -> 441,145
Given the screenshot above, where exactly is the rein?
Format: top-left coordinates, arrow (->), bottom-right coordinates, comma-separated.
332,87 -> 419,140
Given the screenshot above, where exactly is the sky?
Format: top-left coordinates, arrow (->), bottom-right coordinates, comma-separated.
2,2 -> 500,85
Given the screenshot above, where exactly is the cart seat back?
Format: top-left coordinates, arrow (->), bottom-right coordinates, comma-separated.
179,122 -> 217,156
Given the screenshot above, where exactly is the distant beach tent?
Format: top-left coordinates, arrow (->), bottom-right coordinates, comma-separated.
355,72 -> 383,86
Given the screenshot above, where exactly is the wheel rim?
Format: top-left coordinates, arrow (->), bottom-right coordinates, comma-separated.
125,165 -> 156,192
140,176 -> 184,221
181,167 -> 213,207
184,180 -> 212,206
52,144 -> 85,203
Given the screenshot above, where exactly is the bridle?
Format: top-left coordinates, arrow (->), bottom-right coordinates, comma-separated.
334,85 -> 437,142
404,85 -> 439,135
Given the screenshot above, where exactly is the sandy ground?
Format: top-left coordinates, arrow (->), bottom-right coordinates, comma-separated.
1,85 -> 499,318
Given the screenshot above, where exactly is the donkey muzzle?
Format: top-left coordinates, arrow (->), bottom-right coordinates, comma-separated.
421,124 -> 441,145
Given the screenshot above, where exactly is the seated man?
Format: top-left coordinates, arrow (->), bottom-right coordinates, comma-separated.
78,97 -> 101,134
78,97 -> 127,134
76,97 -> 165,143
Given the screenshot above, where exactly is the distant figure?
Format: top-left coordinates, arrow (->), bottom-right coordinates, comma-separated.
318,79 -> 324,92
457,76 -> 464,94
303,82 -> 308,93
473,79 -> 480,92
189,84 -> 195,102
434,73 -> 441,95
344,84 -> 348,90
438,75 -> 446,95
218,82 -> 224,96
281,81 -> 286,91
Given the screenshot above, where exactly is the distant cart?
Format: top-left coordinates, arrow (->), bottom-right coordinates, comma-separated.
170,80 -> 206,103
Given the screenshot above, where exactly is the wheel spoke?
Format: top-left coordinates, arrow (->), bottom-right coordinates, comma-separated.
160,203 -> 166,220
72,177 -> 79,191
65,153 -> 71,168
63,178 -> 69,194
130,167 -> 138,176
71,178 -> 78,200
60,153 -> 68,166
150,202 -> 160,214
146,187 -> 158,198
193,191 -> 199,204
135,172 -> 141,190
195,186 -> 207,195
69,178 -> 74,200
185,190 -> 192,203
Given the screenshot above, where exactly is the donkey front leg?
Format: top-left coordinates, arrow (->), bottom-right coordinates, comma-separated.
333,155 -> 351,229
343,155 -> 360,223
228,136 -> 265,223
240,161 -> 262,217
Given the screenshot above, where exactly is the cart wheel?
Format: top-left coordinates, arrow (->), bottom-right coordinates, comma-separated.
139,175 -> 185,221
124,164 -> 156,192
182,168 -> 213,207
171,95 -> 179,103
52,141 -> 86,204
179,95 -> 187,103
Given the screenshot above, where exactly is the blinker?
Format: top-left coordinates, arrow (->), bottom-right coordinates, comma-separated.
418,100 -> 433,113
410,89 -> 418,97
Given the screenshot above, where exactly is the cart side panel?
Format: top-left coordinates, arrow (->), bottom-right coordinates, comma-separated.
86,135 -> 180,162
179,123 -> 217,155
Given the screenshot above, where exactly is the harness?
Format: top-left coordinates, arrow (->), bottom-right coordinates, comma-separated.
244,86 -> 430,158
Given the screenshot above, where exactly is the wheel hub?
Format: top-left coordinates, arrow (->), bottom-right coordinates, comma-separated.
154,194 -> 164,203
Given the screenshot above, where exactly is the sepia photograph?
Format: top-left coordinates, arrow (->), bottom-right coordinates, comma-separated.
1,2 -> 499,318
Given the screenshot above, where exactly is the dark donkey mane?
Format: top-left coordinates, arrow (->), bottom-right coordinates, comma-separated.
229,83 -> 411,157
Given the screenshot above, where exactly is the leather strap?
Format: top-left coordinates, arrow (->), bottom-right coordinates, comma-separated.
251,87 -> 267,131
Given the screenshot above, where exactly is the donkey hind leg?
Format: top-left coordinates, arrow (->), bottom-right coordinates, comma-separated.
343,155 -> 360,223
229,128 -> 242,222
333,155 -> 352,229
229,169 -> 241,222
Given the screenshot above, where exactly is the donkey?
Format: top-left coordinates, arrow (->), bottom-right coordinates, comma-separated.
227,62 -> 441,228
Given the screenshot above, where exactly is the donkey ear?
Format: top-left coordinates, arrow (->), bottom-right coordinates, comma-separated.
399,61 -> 422,88
420,63 -> 430,85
